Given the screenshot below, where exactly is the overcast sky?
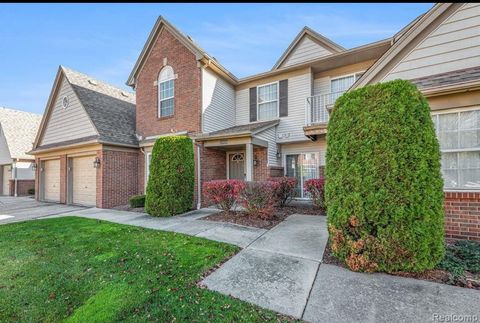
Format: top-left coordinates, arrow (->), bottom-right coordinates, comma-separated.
0,3 -> 434,115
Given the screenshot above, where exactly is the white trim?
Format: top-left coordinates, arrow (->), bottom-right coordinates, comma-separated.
145,152 -> 152,191
158,66 -> 175,118
329,71 -> 365,93
257,81 -> 279,121
283,151 -> 321,199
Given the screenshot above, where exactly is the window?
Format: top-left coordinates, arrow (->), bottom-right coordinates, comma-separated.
158,66 -> 175,117
330,72 -> 365,93
432,109 -> 480,190
257,82 -> 278,121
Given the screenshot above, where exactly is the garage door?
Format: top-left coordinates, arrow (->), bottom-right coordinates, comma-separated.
72,156 -> 96,206
43,159 -> 60,202
2,165 -> 10,195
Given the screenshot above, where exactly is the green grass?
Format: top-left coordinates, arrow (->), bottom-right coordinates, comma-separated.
0,217 -> 290,322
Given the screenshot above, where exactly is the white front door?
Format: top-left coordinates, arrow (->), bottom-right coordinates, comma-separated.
228,152 -> 245,180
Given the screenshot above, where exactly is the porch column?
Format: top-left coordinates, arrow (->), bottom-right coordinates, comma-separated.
245,143 -> 253,181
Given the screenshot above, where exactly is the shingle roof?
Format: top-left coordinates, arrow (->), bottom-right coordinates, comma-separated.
411,66 -> 480,90
196,120 -> 279,140
61,66 -> 138,146
0,107 -> 42,160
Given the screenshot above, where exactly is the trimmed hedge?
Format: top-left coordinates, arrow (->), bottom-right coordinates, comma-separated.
129,195 -> 145,208
326,79 -> 444,273
145,136 -> 195,217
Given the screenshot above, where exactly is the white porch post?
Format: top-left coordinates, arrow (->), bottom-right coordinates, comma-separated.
245,143 -> 253,181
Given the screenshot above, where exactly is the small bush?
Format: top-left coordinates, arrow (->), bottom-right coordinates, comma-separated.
129,195 -> 145,208
326,79 -> 444,273
203,180 -> 246,212
304,178 -> 325,209
239,181 -> 280,220
268,177 -> 297,207
145,136 -> 195,217
27,188 -> 35,195
438,240 -> 480,285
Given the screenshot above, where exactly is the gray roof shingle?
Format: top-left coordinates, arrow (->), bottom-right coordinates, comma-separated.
197,120 -> 279,140
62,66 -> 137,146
411,66 -> 480,90
0,107 -> 42,159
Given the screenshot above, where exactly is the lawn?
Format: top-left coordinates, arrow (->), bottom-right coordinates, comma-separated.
0,217 -> 290,322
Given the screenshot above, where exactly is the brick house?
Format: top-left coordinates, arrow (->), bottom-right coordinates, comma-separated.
31,3 -> 480,240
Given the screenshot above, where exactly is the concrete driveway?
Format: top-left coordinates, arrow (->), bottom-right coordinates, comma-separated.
0,196 -> 87,225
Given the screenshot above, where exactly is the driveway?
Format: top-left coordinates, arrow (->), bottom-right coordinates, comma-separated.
0,196 -> 87,224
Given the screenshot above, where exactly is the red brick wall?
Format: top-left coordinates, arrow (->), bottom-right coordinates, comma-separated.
98,149 -> 140,209
59,155 -> 67,204
138,151 -> 146,194
135,28 -> 202,139
269,166 -> 284,178
253,147 -> 269,181
8,179 -> 35,196
444,192 -> 480,241
199,144 -> 226,207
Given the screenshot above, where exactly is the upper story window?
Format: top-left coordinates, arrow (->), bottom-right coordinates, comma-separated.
330,72 -> 364,93
158,65 -> 175,118
432,109 -> 480,190
258,82 -> 278,121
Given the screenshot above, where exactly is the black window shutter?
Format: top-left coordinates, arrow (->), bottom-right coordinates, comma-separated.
279,79 -> 288,117
249,87 -> 257,122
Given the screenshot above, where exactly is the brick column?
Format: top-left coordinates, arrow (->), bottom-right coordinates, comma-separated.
59,155 -> 67,204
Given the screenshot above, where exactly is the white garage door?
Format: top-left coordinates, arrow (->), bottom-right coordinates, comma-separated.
72,156 -> 96,206
43,159 -> 60,202
2,165 -> 10,196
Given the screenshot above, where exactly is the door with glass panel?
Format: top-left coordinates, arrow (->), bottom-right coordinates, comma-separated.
228,152 -> 245,180
285,152 -> 320,198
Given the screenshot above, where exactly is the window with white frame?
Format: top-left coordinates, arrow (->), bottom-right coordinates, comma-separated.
432,109 -> 480,190
330,72 -> 364,93
257,82 -> 278,121
158,66 -> 175,117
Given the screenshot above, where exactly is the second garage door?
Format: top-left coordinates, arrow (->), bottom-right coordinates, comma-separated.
71,156 -> 97,206
43,159 -> 60,202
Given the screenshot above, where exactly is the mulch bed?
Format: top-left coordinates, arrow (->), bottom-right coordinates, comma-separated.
111,205 -> 145,213
201,204 -> 324,230
322,241 -> 479,290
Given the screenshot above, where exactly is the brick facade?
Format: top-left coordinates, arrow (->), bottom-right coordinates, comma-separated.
444,191 -> 480,241
253,147 -> 269,181
98,149 -> 140,209
8,179 -> 35,196
198,144 -> 227,207
135,28 -> 202,139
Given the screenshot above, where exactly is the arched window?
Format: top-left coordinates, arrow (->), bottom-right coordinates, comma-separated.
158,65 -> 175,117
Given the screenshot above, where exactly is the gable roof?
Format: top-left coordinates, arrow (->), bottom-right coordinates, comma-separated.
195,119 -> 279,141
32,66 -> 137,152
351,3 -> 461,90
0,107 -> 41,160
126,16 -> 237,87
411,66 -> 480,91
272,26 -> 346,70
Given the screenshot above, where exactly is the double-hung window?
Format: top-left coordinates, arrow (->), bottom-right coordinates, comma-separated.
158,66 -> 175,117
432,109 -> 480,190
258,82 -> 278,121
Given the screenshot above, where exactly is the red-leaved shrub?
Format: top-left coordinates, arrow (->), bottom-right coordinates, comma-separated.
304,178 -> 326,209
268,177 -> 297,207
203,180 -> 246,212
238,181 -> 280,219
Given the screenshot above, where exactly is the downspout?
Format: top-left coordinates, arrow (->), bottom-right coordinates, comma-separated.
196,142 -> 201,210
140,147 -> 145,193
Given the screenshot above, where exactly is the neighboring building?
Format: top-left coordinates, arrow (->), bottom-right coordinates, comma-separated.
29,66 -> 138,208
0,107 -> 41,196
351,2 -> 480,240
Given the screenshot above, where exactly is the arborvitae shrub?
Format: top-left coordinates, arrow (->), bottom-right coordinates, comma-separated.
145,136 -> 194,217
326,79 -> 444,273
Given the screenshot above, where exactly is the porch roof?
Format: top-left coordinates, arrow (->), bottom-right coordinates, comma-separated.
195,120 -> 279,142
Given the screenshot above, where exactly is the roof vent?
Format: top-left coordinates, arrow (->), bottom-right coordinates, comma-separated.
88,79 -> 98,86
120,91 -> 129,97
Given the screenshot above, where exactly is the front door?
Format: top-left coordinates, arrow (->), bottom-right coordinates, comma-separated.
228,152 -> 245,180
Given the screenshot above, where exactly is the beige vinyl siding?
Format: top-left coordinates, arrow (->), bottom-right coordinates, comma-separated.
255,126 -> 279,166
313,77 -> 330,96
15,162 -> 35,180
40,77 -> 97,146
235,88 -> 250,125
276,72 -> 312,143
281,37 -> 333,68
0,126 -> 11,165
384,3 -> 480,81
202,68 -> 236,133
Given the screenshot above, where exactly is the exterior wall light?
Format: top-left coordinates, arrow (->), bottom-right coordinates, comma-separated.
276,150 -> 281,159
253,158 -> 258,166
93,157 -> 101,169
31,162 -> 37,171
